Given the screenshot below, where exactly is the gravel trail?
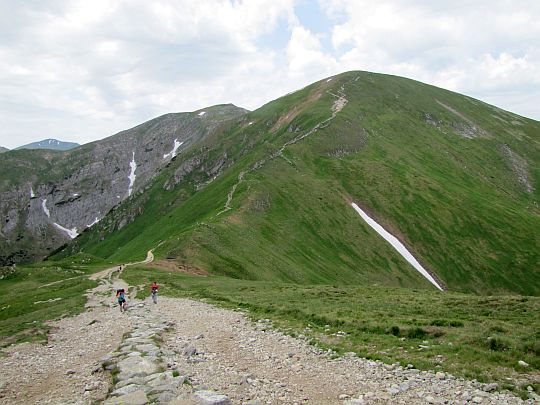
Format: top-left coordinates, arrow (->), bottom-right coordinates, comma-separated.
155,297 -> 530,405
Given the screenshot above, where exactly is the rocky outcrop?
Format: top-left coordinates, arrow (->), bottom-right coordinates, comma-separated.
0,104 -> 247,264
501,144 -> 534,193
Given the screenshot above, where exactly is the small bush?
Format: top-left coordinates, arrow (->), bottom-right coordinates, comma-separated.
489,325 -> 506,333
522,340 -> 540,355
390,325 -> 401,336
407,327 -> 428,339
172,370 -> 180,377
487,337 -> 509,352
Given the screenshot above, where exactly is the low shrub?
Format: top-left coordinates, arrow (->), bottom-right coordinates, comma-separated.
407,327 -> 428,339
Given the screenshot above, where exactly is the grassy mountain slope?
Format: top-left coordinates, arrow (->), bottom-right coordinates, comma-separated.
57,71 -> 539,295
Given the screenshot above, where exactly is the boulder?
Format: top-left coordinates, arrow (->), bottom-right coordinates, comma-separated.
194,390 -> 231,405
104,390 -> 149,405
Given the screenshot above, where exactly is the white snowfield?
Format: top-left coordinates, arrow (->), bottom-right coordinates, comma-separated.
41,199 -> 50,218
127,151 -> 137,197
30,186 -> 35,198
351,203 -> 443,291
163,139 -> 183,159
198,111 -> 206,116
53,223 -> 78,239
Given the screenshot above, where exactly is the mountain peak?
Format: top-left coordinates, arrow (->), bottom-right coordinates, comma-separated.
15,138 -> 80,151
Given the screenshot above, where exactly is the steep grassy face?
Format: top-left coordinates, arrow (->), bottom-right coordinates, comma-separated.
58,71 -> 539,295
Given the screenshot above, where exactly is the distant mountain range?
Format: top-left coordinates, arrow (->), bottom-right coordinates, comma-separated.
0,147 -> 8,153
14,138 -> 80,151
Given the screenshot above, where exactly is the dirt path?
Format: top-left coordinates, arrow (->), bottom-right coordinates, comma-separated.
89,249 -> 154,281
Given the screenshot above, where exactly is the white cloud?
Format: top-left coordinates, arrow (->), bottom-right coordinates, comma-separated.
0,0 -> 538,149
287,26 -> 337,75
323,0 -> 540,118
0,0 -> 298,148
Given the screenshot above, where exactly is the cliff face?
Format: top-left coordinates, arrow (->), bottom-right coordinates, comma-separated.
0,104 -> 247,264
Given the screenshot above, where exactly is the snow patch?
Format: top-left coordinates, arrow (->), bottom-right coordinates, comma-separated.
163,139 -> 183,159
198,111 -> 206,116
73,193 -> 79,197
30,186 -> 35,198
127,151 -> 137,196
41,199 -> 50,218
87,217 -> 100,227
326,78 -> 333,82
351,203 -> 443,291
248,121 -> 254,125
53,223 -> 78,239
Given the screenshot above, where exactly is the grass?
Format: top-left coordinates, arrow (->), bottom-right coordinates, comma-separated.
123,266 -> 539,398
0,254 -> 111,346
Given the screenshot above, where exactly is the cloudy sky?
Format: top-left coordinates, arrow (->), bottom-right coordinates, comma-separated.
1,0 -> 539,149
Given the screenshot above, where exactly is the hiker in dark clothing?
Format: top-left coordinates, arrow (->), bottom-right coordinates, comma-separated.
116,288 -> 127,312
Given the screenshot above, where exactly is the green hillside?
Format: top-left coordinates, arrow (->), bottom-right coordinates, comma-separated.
57,71 -> 539,295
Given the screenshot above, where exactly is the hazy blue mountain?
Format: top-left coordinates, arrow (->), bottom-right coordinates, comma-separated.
15,138 -> 80,151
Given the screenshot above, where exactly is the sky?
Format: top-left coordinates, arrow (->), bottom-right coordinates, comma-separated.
1,0 -> 539,149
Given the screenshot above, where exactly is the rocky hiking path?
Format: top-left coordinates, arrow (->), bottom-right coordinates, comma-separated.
0,258 -> 533,405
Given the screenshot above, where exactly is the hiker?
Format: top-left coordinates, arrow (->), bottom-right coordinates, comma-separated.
151,282 -> 159,304
116,288 -> 127,312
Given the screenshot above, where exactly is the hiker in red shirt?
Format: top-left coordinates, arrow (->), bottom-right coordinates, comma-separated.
151,282 -> 159,304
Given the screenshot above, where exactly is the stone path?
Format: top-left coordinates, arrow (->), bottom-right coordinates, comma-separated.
100,300 -> 186,404
99,273 -> 232,405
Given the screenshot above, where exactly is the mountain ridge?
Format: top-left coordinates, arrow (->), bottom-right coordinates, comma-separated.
1,71 -> 538,295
